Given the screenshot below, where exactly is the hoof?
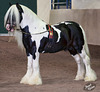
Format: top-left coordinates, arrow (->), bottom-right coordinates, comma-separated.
20,76 -> 29,84
84,70 -> 97,82
28,76 -> 42,85
84,76 -> 97,82
74,75 -> 84,81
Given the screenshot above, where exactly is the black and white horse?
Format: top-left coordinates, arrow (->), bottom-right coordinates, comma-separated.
4,4 -> 97,85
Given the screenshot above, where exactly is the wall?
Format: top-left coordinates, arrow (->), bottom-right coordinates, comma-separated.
37,0 -> 51,23
50,9 -> 100,45
37,0 -> 100,23
72,0 -> 100,9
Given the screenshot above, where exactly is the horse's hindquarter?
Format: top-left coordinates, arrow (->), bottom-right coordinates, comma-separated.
51,21 -> 85,54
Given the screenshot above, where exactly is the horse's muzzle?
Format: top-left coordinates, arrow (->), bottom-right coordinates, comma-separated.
6,24 -> 15,32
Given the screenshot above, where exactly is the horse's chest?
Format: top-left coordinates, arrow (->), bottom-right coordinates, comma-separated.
22,34 -> 36,58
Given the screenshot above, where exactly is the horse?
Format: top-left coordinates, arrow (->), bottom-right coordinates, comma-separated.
4,3 -> 97,85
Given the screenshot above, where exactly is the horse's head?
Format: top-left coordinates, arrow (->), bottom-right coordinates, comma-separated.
4,3 -> 23,32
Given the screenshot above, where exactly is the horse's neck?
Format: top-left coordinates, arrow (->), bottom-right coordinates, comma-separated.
20,12 -> 47,33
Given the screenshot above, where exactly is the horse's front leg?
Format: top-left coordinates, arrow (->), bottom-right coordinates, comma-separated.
28,52 -> 42,85
20,55 -> 33,84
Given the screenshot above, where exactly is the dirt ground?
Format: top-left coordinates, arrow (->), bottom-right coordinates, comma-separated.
0,36 -> 100,92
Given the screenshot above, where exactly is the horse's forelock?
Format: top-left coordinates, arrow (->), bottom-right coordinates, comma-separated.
4,5 -> 20,28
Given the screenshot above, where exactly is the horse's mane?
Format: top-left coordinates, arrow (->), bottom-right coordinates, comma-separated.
4,4 -> 38,29
4,5 -> 20,28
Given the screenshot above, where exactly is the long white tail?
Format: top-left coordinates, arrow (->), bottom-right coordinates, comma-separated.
80,25 -> 90,57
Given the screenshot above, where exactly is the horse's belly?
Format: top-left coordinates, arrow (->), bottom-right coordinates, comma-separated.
39,42 -> 67,53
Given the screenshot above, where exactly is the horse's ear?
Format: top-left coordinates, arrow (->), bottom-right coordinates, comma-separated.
16,3 -> 24,13
9,2 -> 12,7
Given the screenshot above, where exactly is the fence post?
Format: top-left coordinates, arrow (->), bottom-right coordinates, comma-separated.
66,0 -> 68,9
57,0 -> 60,9
69,0 -> 71,9
51,0 -> 53,9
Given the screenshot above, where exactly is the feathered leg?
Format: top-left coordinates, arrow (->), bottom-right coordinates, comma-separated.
80,47 -> 97,81
72,54 -> 85,80
28,52 -> 42,85
20,55 -> 33,84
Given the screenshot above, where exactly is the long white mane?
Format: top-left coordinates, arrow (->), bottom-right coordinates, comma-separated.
4,4 -> 39,28
4,5 -> 20,28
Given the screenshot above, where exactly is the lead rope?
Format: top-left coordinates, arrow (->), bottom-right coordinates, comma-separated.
16,29 -> 48,35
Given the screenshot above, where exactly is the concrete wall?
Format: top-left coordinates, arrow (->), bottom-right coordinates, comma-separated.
37,0 -> 51,23
72,0 -> 100,9
50,9 -> 100,45
37,0 -> 100,23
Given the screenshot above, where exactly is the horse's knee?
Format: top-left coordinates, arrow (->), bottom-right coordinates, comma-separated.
72,54 -> 81,64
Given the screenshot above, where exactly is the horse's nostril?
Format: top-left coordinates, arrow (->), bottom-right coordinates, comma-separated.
6,24 -> 10,31
6,24 -> 15,32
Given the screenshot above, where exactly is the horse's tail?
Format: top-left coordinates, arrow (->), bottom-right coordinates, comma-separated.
80,25 -> 90,57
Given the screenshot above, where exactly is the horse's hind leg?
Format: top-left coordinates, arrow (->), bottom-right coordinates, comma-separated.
80,46 -> 97,81
72,54 -> 85,80
68,47 -> 85,80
